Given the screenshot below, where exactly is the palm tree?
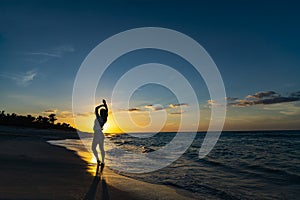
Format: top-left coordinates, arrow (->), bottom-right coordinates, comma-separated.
62,123 -> 70,128
42,117 -> 49,124
27,115 -> 35,121
48,114 -> 57,124
0,110 -> 5,121
25,115 -> 35,125
36,116 -> 43,123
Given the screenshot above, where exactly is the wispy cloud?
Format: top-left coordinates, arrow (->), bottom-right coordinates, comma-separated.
168,103 -> 188,108
227,90 -> 300,107
169,110 -> 185,115
263,102 -> 300,116
0,69 -> 38,86
43,109 -> 57,114
26,45 -> 75,59
27,52 -> 61,58
207,100 -> 218,106
58,111 -> 74,118
42,110 -> 92,118
127,108 -> 142,112
206,99 -> 227,109
33,110 -> 74,120
121,102 -> 188,113
54,45 -> 75,53
73,112 -> 93,117
145,104 -> 164,111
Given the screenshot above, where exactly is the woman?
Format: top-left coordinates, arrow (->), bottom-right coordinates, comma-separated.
92,99 -> 108,170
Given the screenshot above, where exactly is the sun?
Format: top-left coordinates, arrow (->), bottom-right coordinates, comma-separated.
103,117 -> 123,134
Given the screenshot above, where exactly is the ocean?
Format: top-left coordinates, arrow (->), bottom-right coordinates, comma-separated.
49,131 -> 300,199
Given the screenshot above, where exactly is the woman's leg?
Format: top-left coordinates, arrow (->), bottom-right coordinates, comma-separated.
99,134 -> 105,163
92,133 -> 100,161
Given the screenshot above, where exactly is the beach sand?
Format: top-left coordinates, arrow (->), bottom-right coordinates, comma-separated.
0,126 -> 194,200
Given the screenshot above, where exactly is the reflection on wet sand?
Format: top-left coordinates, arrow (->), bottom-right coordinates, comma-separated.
84,162 -> 110,200
75,149 -> 98,175
57,142 -> 110,199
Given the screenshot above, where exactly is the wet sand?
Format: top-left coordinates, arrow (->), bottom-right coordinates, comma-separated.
0,126 -> 137,199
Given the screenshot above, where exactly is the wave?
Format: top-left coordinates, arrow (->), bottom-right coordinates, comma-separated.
48,131 -> 300,199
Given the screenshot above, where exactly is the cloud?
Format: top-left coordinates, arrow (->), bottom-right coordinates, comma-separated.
227,90 -> 300,107
169,103 -> 188,108
26,52 -> 61,58
21,70 -> 37,85
26,45 -> 75,58
280,110 -> 300,115
0,69 -> 37,86
169,110 -> 185,115
226,97 -> 239,101
206,99 -> 227,109
43,109 -> 57,113
42,110 -> 93,118
74,112 -> 93,117
246,91 -> 279,99
43,110 -> 93,118
145,104 -> 164,111
207,100 -> 217,106
127,108 -> 142,112
53,45 -> 75,54
228,99 -> 254,107
57,111 -> 74,118
263,102 -> 300,116
117,107 -> 144,113
120,102 -> 189,113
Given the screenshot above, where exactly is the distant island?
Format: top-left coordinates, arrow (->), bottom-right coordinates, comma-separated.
0,111 -> 76,131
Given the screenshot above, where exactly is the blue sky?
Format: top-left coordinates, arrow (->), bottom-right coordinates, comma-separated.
0,0 -> 300,132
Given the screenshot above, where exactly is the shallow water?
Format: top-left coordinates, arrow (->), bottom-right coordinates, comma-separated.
49,131 -> 300,199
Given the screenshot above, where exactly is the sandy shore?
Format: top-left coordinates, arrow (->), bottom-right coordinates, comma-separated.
0,126 -> 138,199
0,126 -> 195,200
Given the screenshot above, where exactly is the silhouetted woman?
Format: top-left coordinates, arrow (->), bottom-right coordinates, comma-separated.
92,99 -> 108,169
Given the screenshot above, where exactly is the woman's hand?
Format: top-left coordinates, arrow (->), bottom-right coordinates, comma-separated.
102,99 -> 106,105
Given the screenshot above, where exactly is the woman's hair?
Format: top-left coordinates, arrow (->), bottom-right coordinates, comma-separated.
100,109 -> 108,122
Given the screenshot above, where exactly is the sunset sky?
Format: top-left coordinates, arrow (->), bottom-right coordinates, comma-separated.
0,1 -> 300,132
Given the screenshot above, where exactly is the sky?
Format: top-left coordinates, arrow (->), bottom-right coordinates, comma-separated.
0,0 -> 300,132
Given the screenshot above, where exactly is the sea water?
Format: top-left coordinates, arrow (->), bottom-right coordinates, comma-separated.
49,131 -> 300,199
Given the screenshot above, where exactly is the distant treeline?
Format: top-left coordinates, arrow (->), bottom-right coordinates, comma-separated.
0,111 -> 76,131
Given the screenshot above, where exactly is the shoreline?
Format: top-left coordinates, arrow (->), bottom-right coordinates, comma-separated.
0,126 -> 139,199
48,139 -> 197,200
0,125 -> 196,199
